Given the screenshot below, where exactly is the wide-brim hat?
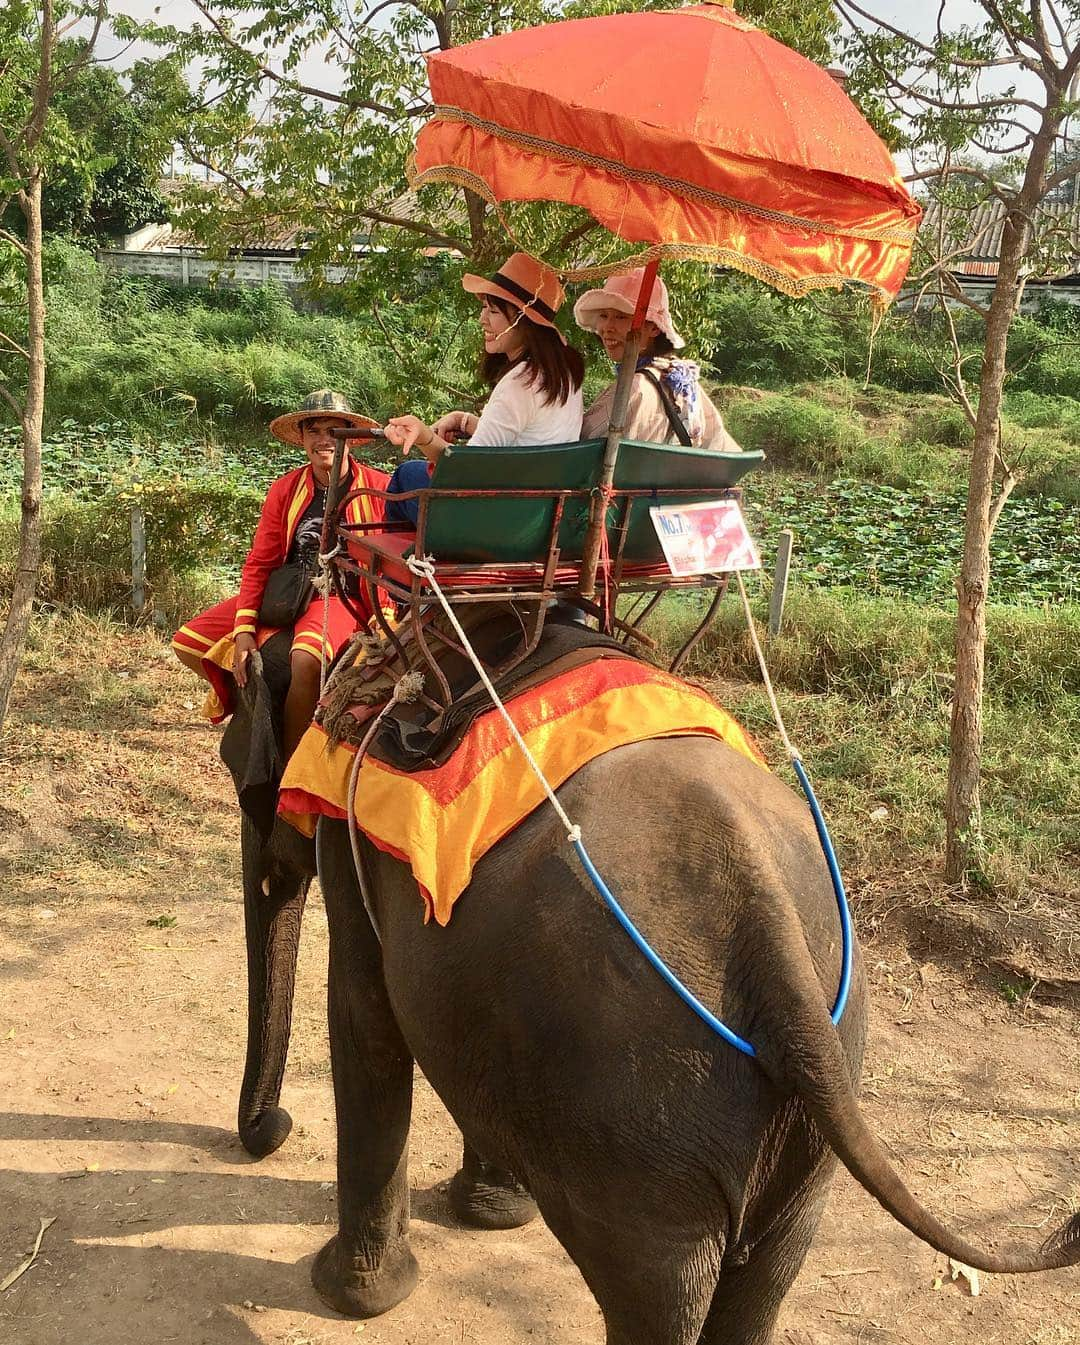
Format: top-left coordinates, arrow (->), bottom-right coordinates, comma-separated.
269,389 -> 379,448
573,268 -> 685,349
462,252 -> 568,344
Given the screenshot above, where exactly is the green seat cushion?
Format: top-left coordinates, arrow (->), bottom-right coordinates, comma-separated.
424,439 -> 603,563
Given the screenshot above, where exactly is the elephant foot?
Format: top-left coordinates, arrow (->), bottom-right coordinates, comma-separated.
238,1105 -> 293,1158
448,1162 -> 539,1230
311,1233 -> 419,1318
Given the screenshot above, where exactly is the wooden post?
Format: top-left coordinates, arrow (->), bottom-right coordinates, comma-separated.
768,529 -> 793,636
578,259 -> 660,601
131,504 -> 146,616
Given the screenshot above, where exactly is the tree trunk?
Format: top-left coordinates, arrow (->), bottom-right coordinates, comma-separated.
943,117 -> 1058,882
0,171 -> 45,735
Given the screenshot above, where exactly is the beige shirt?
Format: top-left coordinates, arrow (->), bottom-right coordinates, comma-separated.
582,372 -> 742,452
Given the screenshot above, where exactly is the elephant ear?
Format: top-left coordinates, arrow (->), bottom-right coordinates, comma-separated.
220,634 -> 292,842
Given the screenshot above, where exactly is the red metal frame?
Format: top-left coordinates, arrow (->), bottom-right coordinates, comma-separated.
327,480 -> 743,704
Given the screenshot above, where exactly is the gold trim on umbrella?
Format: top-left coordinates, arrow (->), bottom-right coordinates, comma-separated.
408,159 -> 897,310
425,105 -> 918,247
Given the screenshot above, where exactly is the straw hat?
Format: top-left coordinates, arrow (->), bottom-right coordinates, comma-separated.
462,252 -> 568,342
573,269 -> 685,349
269,390 -> 378,449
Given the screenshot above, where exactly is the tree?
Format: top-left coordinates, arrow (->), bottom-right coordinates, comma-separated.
0,1 -> 106,734
119,1 -> 840,339
837,1 -> 1080,885
38,60 -> 170,240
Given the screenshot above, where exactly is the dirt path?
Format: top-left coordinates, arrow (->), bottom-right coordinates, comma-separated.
0,626 -> 1077,1343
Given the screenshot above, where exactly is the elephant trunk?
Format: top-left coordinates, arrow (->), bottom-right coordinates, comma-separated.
237,814 -> 309,1158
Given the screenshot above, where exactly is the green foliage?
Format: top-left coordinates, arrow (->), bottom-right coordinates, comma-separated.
37,59 -> 169,240
116,0 -> 840,303
39,262 -> 470,430
650,589 -> 1080,892
723,393 -> 869,470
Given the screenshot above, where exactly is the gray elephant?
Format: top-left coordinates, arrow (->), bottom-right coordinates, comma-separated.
297,673 -> 1078,1342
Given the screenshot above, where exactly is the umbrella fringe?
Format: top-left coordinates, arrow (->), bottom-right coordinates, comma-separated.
407,156 -> 898,311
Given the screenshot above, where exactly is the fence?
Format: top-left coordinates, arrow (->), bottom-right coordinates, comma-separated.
97,249 -> 352,290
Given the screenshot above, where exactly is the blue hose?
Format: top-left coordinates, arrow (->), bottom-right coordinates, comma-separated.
571,755 -> 853,1059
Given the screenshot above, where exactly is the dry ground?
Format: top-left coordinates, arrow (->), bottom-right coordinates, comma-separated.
0,618 -> 1077,1344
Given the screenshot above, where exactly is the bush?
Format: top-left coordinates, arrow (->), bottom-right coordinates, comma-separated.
906,400 -> 971,447
723,393 -> 868,470
0,478 -> 261,618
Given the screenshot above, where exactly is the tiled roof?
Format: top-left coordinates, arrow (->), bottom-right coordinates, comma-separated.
921,197 -> 1080,278
150,178 -> 465,253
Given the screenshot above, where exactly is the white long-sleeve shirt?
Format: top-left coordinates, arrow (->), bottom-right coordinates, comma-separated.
471,362 -> 583,446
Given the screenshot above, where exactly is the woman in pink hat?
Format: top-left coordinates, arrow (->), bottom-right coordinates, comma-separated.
382,253 -> 585,520
573,269 -> 741,452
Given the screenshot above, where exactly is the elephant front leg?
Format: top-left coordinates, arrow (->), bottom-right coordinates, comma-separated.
312,822 -> 419,1319
449,1140 -> 539,1230
238,815 -> 309,1158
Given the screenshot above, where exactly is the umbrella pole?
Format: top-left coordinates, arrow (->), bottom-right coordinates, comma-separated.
579,258 -> 659,602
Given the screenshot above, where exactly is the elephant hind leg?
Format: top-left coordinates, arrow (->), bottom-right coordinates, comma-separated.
448,1141 -> 539,1230
540,1200 -> 723,1345
696,1187 -> 830,1345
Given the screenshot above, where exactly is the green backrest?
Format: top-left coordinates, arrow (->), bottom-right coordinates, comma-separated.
422,439 -> 763,564
612,439 -> 763,562
424,439 -> 603,563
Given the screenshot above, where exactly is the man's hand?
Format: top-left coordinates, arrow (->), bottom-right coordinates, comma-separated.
233,632 -> 258,688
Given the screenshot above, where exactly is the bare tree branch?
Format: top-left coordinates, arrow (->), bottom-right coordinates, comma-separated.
176,141 -> 253,198
0,225 -> 30,257
190,0 -> 427,119
0,379 -> 24,421
1036,154 -> 1080,192
359,207 -> 466,252
1043,0 -> 1071,51
51,0 -> 108,98
940,268 -> 992,320
836,0 -> 1040,71
0,329 -> 31,362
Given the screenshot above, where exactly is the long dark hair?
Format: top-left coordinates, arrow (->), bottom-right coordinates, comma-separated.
644,333 -> 676,361
480,297 -> 585,405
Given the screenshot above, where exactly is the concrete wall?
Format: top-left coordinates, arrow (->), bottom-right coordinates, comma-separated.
97,249 -> 350,288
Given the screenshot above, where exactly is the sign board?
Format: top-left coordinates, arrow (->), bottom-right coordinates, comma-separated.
649,498 -> 761,577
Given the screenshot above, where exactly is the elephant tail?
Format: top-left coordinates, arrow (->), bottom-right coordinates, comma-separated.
760,890 -> 1080,1276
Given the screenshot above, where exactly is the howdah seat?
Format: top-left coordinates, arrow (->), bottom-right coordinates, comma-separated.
326,434 -> 763,701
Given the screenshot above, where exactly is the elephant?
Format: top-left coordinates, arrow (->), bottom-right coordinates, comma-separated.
224,632 -> 537,1227
292,623 -> 1079,1344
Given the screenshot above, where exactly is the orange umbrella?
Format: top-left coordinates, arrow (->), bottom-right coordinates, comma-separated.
412,0 -> 920,306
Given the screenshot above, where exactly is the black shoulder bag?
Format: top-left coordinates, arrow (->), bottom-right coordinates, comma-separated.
639,368 -> 693,447
257,549 -> 318,628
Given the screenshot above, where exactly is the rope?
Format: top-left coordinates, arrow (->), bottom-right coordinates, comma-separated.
317,542 -> 342,695
734,572 -> 854,1027
405,557 -> 581,843
344,669 -> 427,943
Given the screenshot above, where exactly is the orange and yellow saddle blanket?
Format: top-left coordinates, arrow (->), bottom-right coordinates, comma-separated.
278,657 -> 767,925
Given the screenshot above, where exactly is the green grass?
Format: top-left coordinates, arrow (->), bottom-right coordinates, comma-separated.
649,588 -> 1080,897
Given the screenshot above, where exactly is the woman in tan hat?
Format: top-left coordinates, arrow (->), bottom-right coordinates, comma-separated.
382,253 -> 585,521
172,390 -> 391,757
574,269 -> 741,452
